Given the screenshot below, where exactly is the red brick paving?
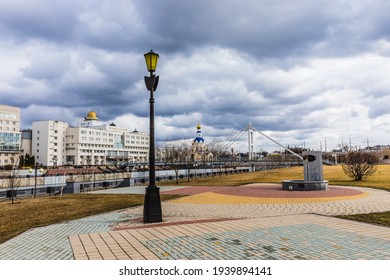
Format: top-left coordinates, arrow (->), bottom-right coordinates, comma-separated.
161,184 -> 364,198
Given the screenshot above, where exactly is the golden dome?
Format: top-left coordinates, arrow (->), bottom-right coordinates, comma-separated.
197,122 -> 201,130
85,111 -> 98,120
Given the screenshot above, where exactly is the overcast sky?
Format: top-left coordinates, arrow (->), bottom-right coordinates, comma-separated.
1,0 -> 390,153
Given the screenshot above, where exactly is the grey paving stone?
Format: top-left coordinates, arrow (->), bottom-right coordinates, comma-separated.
0,211 -> 137,260
1,185 -> 390,260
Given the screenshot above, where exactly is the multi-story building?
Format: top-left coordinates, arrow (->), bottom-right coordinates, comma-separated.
65,111 -> 149,166
0,105 -> 21,166
21,129 -> 32,156
32,120 -> 68,167
30,111 -> 149,167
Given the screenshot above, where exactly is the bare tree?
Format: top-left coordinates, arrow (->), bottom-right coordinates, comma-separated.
7,157 -> 21,204
208,144 -> 224,176
164,143 -> 190,184
342,151 -> 380,181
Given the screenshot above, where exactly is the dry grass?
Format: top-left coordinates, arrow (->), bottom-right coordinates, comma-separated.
160,165 -> 390,227
160,165 -> 390,191
0,193 -> 180,244
337,211 -> 390,227
158,168 -> 302,187
324,165 -> 390,190
2,165 -> 389,244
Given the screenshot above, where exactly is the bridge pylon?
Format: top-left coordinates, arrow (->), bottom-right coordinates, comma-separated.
248,122 -> 254,160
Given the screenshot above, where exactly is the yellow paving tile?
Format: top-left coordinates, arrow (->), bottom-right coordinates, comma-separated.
168,191 -> 368,204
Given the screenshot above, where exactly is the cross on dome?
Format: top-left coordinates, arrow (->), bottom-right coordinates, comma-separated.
194,122 -> 204,143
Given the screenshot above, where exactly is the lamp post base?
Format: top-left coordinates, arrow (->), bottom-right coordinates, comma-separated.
143,186 -> 162,223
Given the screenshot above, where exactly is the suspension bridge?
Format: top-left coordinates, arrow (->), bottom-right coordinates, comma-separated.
206,122 -> 304,160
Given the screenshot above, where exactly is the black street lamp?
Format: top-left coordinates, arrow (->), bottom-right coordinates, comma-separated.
29,163 -> 43,198
143,50 -> 162,223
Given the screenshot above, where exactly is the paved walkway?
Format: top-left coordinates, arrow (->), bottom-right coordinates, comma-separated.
1,184 -> 389,260
71,214 -> 390,260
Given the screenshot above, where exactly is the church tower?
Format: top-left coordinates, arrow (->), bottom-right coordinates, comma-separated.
191,122 -> 212,162
194,122 -> 205,144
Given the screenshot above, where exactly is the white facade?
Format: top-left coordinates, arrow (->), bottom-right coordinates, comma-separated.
0,105 -> 21,166
65,125 -> 149,166
32,120 -> 68,167
31,112 -> 149,167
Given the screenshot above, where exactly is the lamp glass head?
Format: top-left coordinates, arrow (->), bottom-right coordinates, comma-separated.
144,50 -> 159,72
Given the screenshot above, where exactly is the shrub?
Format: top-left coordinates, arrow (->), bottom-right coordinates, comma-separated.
342,151 -> 379,181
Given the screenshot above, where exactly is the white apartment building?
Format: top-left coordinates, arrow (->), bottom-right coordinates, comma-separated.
31,111 -> 149,167
0,105 -> 21,166
65,112 -> 149,166
32,120 -> 68,167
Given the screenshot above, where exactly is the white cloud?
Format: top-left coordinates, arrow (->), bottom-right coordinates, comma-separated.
1,0 -> 390,153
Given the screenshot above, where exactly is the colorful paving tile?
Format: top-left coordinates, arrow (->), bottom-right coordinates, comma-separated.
142,224 -> 390,260
162,184 -> 368,204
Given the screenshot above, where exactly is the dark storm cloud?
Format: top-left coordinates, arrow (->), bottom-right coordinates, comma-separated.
14,43 -> 148,120
133,0 -> 390,59
134,0 -> 333,57
2,0 -> 390,151
0,1 -> 80,42
2,0 -> 390,57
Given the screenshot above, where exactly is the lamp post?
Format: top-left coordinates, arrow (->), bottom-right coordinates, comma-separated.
143,50 -> 162,223
194,163 -> 198,178
29,163 -> 43,198
126,166 -> 130,187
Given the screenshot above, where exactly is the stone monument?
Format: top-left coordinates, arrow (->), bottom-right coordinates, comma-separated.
282,151 -> 328,191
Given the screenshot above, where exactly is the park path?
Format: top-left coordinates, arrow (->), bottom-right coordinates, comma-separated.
1,184 -> 389,260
